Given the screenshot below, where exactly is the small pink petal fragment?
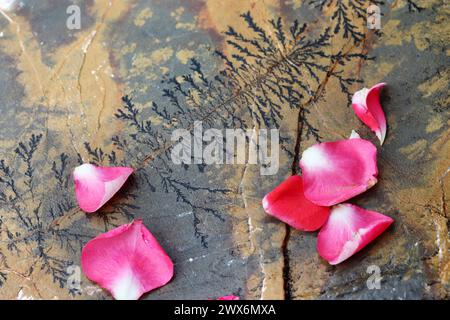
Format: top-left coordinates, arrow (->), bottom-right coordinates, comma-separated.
317,204 -> 393,265
216,295 -> 240,300
262,175 -> 330,231
299,138 -> 378,206
81,220 -> 174,300
352,83 -> 387,145
73,163 -> 133,213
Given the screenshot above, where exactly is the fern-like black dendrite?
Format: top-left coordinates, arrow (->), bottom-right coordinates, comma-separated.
0,252 -> 7,287
166,12 -> 367,133
119,12 -> 367,137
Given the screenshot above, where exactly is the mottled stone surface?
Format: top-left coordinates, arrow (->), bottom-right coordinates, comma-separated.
0,0 -> 448,299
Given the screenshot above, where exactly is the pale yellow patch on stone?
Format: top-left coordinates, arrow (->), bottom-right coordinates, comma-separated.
160,66 -> 169,74
149,115 -> 163,125
0,0 -> 130,299
409,7 -> 450,53
131,47 -> 173,77
145,73 -> 158,81
186,90 -> 201,107
193,72 -> 203,83
132,53 -> 153,70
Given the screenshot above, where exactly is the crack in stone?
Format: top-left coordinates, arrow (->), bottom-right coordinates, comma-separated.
76,1 -> 112,147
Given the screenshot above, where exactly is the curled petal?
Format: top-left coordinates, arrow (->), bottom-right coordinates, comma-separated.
299,138 -> 378,206
262,175 -> 330,231
317,204 -> 393,265
73,163 -> 133,213
81,220 -> 174,300
216,295 -> 240,300
352,83 -> 387,145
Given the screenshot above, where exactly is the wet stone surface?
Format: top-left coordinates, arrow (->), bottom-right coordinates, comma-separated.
0,0 -> 448,299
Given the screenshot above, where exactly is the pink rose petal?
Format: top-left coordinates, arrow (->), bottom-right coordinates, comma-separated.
317,203 -> 393,265
81,220 -> 174,300
216,295 -> 240,300
352,83 -> 387,145
299,138 -> 378,206
262,175 -> 330,231
73,163 -> 133,213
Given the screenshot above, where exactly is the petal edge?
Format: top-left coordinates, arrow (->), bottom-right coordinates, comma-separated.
73,163 -> 133,213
